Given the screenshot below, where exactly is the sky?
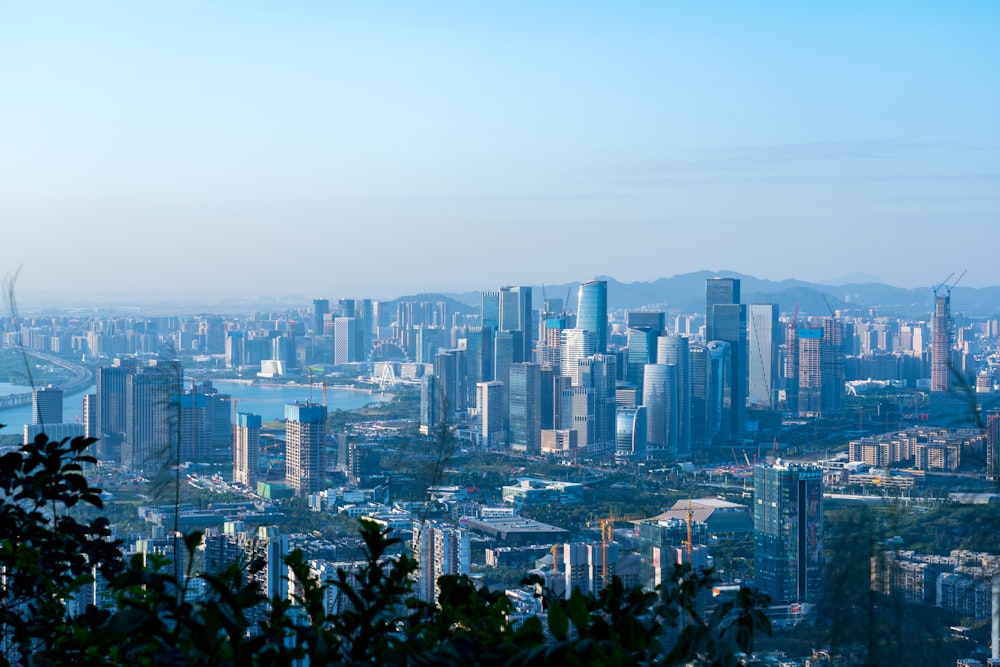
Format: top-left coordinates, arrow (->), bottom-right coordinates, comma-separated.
1,1 -> 998,304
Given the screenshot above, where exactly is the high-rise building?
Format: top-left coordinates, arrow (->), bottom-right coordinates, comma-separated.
615,405 -> 647,460
509,362 -> 541,454
499,286 -> 533,360
577,280 -> 608,354
234,412 -> 262,491
577,355 -> 618,456
706,341 -> 732,443
643,363 -> 677,452
931,292 -> 953,392
83,393 -> 97,439
96,360 -> 138,466
754,462 -> 823,608
705,278 -> 746,441
414,521 -> 469,605
285,403 -> 327,498
985,411 -> 1000,481
122,362 -> 183,474
796,319 -> 845,417
312,298 -> 330,335
420,375 -> 440,436
626,328 -> 658,394
658,335 -> 691,456
434,349 -> 466,420
476,381 -> 506,451
560,329 -> 595,387
334,317 -> 358,364
748,304 -> 780,409
32,386 -> 63,426
688,343 -> 710,447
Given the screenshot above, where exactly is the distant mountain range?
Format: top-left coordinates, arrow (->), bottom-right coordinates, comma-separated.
438,271 -> 1000,320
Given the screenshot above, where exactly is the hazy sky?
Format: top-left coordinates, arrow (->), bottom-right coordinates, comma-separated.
1,1 -> 998,302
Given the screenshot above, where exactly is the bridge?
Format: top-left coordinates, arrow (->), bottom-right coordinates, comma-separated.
0,349 -> 94,411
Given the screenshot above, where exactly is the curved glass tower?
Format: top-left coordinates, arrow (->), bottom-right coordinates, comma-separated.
576,279 -> 608,354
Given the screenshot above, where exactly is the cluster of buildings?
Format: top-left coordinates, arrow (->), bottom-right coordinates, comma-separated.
874,549 -> 999,621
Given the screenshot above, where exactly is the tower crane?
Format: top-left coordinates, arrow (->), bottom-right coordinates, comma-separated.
594,509 -> 647,588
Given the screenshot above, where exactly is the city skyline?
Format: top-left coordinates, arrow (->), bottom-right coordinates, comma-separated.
1,2 -> 998,300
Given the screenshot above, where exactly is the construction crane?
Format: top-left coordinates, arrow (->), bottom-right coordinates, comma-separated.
932,272 -> 955,297
595,510 -> 647,588
683,499 -> 694,564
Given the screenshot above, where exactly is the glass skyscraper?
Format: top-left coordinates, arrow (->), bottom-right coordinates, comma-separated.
576,280 -> 608,354
753,462 -> 823,608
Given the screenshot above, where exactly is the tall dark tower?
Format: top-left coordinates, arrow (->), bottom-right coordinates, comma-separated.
705,278 -> 746,441
931,292 -> 953,392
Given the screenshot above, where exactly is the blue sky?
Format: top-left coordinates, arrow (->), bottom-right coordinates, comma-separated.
1,1 -> 998,301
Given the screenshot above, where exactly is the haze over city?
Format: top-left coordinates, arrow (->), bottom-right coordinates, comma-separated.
2,1 -> 999,302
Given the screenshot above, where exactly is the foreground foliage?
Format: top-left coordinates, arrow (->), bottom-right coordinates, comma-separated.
0,431 -> 770,666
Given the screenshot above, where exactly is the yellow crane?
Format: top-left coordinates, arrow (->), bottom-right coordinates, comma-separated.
595,510 -> 647,588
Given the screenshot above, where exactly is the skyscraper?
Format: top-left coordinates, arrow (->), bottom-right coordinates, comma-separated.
560,329 -> 595,387
312,298 -> 330,335
615,405 -> 647,459
122,362 -> 183,474
32,386 -> 63,426
705,278 -> 746,441
747,304 -> 780,409
499,286 -> 533,360
657,335 -> 691,455
414,520 -> 470,605
334,317 -> 358,364
576,280 -> 608,354
931,292 -> 953,392
509,363 -> 542,454
754,462 -> 823,609
476,381 -> 506,451
626,327 -> 658,394
643,363 -> 677,452
285,403 -> 327,498
234,412 -> 262,491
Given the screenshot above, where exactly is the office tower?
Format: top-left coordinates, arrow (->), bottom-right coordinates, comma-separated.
199,316 -> 226,355
96,361 -> 135,466
83,393 -> 97,439
710,305 -> 746,440
123,362 -> 183,474
705,278 -> 740,340
508,363 -> 542,454
481,290 -> 500,331
626,328 -> 658,394
414,521 -> 470,605
626,311 -> 665,333
493,329 -> 523,407
415,326 -> 442,365
615,405 -> 647,459
312,298 -> 329,334
705,279 -> 746,441
420,375 -> 440,435
577,280 -> 608,354
285,402 -> 327,498
783,323 -> 799,413
32,386 -> 63,426
234,412 -> 262,491
334,317 -> 358,364
560,329 -> 595,387
178,391 -> 209,463
561,386 -> 595,452
658,335 -> 691,456
434,349 -> 466,420
225,331 -> 245,369
931,292 -> 953,392
499,286 -> 533,360
796,319 -> 845,417
754,462 -> 823,608
748,304 -> 780,409
706,341 -> 732,443
542,367 -> 570,430
578,355 -> 617,455
464,325 -> 494,384
688,344 -> 710,446
476,381 -> 506,451
643,363 -> 677,452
